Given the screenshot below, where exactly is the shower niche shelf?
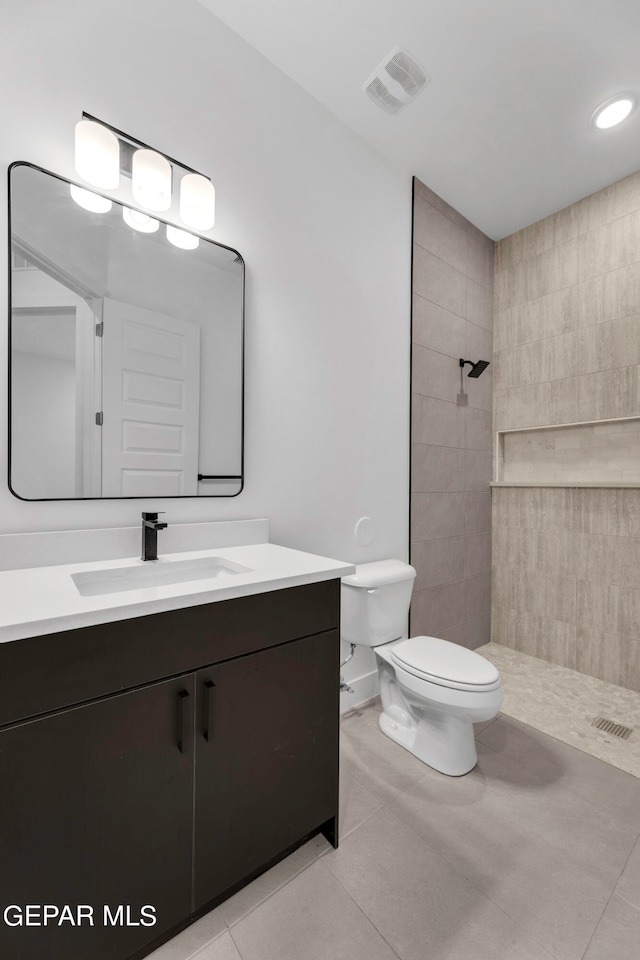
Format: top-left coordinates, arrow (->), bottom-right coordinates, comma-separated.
494,416 -> 640,487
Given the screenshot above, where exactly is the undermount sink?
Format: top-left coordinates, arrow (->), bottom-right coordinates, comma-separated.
72,556 -> 253,597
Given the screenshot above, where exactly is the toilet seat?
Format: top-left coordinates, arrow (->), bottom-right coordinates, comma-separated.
390,636 -> 501,693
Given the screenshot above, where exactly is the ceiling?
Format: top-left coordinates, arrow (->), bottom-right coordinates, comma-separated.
195,0 -> 640,239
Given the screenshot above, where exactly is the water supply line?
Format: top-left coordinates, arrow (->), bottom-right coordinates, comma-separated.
339,642 -> 357,694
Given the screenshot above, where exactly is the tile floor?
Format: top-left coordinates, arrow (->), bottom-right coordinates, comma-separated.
148,700 -> 640,960
478,642 -> 640,778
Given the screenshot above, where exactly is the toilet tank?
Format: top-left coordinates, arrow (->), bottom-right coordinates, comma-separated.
341,559 -> 416,647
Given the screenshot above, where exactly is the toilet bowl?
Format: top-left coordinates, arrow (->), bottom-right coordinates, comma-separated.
341,560 -> 502,776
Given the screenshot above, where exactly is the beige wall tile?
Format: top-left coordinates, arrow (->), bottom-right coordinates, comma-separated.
465,406 -> 492,451
411,182 -> 493,651
525,238 -> 579,302
572,488 -> 640,538
579,261 -> 640,326
490,602 -> 517,647
622,638 -> 640,693
515,612 -> 577,669
466,277 -> 494,329
413,178 -> 472,232
497,240 -> 578,311
554,202 -> 583,245
463,449 -> 492,491
462,369 -> 492,413
413,244 -> 466,315
410,537 -> 465,590
413,295 -> 466,358
412,393 -> 465,447
465,572 -> 491,621
577,314 -> 640,374
579,210 -> 640,282
494,377 -> 579,430
494,233 -> 523,274
466,231 -> 495,291
411,492 -> 467,541
494,332 -> 579,391
576,627 -> 624,688
580,169 -> 640,233
412,344 -> 461,403
578,579 -> 640,643
463,532 -> 492,578
442,613 -> 491,650
411,443 -> 465,493
577,365 -> 640,421
465,319 -> 493,361
494,286 -> 579,352
492,522 -> 578,581
464,491 -> 492,534
493,565 -> 577,623
414,195 -> 469,274
411,579 -> 467,635
519,215 -> 557,261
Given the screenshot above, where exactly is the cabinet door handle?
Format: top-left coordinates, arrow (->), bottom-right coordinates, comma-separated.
203,679 -> 215,741
177,689 -> 192,754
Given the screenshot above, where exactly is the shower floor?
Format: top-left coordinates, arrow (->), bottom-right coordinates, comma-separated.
477,643 -> 640,779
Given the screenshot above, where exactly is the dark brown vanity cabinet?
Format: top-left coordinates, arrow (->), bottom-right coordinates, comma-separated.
194,630 -> 339,909
0,581 -> 340,960
0,676 -> 195,960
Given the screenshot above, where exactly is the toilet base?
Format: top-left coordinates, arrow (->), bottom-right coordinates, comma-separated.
378,707 -> 478,777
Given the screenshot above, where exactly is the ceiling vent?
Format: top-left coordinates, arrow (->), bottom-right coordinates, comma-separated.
364,47 -> 430,115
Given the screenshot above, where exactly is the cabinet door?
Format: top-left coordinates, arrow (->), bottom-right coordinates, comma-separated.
194,630 -> 339,910
0,675 -> 194,960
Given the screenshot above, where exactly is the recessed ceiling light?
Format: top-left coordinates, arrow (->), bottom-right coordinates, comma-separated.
592,94 -> 637,130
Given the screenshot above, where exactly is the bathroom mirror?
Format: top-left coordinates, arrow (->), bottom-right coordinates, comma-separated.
8,162 -> 243,499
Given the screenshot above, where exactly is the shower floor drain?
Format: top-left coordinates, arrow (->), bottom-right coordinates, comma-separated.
591,717 -> 634,740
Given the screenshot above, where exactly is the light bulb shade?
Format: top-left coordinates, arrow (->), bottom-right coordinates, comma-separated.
123,206 -> 160,233
132,149 -> 172,211
166,224 -> 199,250
179,173 -> 215,230
70,184 -> 113,213
75,119 -> 120,189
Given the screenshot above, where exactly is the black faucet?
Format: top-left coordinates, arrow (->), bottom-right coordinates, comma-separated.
141,512 -> 168,561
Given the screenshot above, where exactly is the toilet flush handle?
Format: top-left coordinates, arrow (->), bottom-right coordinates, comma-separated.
367,588 -> 378,594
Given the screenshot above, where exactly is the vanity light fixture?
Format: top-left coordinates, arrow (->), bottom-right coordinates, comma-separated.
69,184 -> 113,214
73,113 -> 216,236
74,119 -> 120,189
592,93 -> 637,129
122,206 -> 159,233
166,224 -> 199,250
180,173 -> 215,230
132,148 -> 172,212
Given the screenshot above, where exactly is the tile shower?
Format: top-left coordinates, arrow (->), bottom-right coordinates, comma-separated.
492,170 -> 640,693
410,179 -> 495,649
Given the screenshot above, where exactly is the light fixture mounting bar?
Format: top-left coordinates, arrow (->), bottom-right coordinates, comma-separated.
81,112 -> 202,178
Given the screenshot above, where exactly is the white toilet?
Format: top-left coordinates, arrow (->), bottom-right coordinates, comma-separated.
341,559 -> 502,776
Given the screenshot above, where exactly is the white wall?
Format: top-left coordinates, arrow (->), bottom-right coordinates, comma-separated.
12,351 -> 76,499
0,0 -> 411,696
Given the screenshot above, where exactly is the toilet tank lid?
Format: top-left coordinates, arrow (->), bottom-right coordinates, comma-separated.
341,559 -> 417,588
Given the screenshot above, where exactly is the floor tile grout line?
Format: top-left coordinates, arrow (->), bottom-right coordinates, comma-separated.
226,925 -> 246,960
390,728 -> 630,911
356,804 -> 562,960
579,883 -> 622,959
314,853 -> 406,960
475,722 -> 640,846
221,849 -> 322,934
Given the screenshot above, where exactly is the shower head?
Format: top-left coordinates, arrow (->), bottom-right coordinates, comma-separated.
459,358 -> 490,378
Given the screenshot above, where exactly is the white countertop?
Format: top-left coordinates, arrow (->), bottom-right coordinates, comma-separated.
0,543 -> 355,643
